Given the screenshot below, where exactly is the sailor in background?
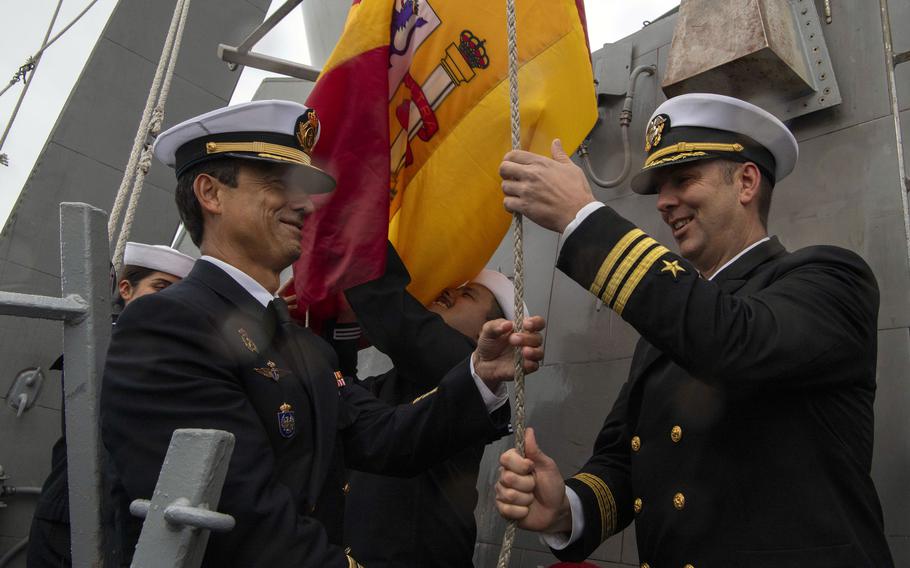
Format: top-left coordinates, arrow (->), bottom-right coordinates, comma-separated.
495,93 -> 893,567
329,242 -> 523,568
27,242 -> 194,568
101,100 -> 545,568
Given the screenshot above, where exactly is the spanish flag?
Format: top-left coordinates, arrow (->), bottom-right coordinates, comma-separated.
294,0 -> 596,311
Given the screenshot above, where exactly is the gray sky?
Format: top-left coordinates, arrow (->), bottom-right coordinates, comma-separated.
0,0 -> 678,228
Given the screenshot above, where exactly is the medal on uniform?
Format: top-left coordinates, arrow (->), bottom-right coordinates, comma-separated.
238,328 -> 258,353
334,370 -> 346,388
277,403 -> 296,438
255,360 -> 288,382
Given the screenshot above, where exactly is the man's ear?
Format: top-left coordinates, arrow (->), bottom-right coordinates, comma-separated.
738,162 -> 762,206
193,173 -> 224,215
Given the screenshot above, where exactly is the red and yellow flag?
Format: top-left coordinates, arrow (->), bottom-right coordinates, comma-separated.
295,0 -> 596,311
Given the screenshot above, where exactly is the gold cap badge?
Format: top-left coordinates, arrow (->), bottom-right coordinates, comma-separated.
296,109 -> 319,154
645,114 -> 669,153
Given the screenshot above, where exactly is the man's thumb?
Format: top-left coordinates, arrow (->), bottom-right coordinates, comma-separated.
525,427 -> 548,465
551,139 -> 571,163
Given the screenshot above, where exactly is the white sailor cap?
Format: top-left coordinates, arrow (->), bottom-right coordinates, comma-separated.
123,242 -> 195,279
471,269 -> 529,323
630,93 -> 798,194
152,100 -> 335,194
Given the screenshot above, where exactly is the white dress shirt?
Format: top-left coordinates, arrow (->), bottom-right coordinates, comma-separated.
544,204 -> 770,550
198,256 -> 508,412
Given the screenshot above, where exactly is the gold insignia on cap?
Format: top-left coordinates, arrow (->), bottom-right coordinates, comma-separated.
280,402 -> 292,412
238,328 -> 258,353
296,109 -> 319,154
644,114 -> 668,153
660,259 -> 686,280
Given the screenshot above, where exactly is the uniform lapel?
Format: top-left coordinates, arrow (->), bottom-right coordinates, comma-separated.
711,237 -> 787,294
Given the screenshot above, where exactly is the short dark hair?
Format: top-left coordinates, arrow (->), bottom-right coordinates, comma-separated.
114,264 -> 157,308
174,159 -> 240,246
720,160 -> 773,228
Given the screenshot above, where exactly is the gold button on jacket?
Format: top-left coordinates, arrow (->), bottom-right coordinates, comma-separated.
673,492 -> 686,510
631,435 -> 641,452
671,425 -> 683,443
634,497 -> 643,514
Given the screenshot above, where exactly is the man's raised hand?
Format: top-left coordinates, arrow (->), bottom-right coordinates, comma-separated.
471,315 -> 545,389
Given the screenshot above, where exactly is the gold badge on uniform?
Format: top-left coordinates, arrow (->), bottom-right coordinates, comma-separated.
238,328 -> 258,353
277,402 -> 296,438
660,259 -> 686,280
295,108 -> 319,154
255,360 -> 289,382
645,113 -> 669,153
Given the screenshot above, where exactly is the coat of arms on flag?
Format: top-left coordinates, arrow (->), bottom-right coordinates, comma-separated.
293,0 -> 596,315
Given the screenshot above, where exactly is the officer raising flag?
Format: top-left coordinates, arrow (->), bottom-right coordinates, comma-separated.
495,93 -> 894,567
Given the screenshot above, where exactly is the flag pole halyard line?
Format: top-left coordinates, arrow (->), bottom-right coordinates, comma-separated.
496,0 -> 524,563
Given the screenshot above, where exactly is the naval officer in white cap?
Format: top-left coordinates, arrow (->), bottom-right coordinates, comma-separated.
100,99 -> 545,568
495,93 -> 892,567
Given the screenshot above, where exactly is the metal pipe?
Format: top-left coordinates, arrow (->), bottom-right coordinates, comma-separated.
217,46 -> 321,82
580,64 -> 656,188
0,537 -> 28,568
1,485 -> 42,496
236,0 -> 304,53
0,292 -> 87,321
878,0 -> 910,280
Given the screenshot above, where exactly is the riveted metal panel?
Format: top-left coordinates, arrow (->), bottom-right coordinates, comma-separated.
770,114 -> 910,328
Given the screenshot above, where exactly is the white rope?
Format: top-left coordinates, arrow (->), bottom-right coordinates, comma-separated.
0,0 -> 64,158
109,0 -> 191,271
497,0 -> 524,564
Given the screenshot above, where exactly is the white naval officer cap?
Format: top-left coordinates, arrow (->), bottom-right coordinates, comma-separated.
471,269 -> 529,323
123,242 -> 195,279
152,99 -> 336,194
630,93 -> 798,195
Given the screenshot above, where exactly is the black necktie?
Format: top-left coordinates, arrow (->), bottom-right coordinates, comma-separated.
268,297 -> 294,327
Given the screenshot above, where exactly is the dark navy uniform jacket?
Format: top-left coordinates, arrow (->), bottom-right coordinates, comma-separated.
101,260 -> 509,568
551,206 -> 893,568
340,244 -> 504,567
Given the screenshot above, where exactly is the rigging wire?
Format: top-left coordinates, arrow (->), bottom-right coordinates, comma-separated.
0,0 -> 65,165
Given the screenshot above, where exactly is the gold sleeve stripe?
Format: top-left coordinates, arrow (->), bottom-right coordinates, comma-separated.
411,386 -> 438,404
346,555 -> 362,568
588,228 -> 645,298
601,237 -> 658,306
572,473 -> 617,542
614,245 -> 670,315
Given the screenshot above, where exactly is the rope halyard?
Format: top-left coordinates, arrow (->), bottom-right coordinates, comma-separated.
496,0 -> 524,564
110,0 -> 192,272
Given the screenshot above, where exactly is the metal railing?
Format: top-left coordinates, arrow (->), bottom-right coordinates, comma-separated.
0,203 -> 112,567
129,429 -> 235,568
0,204 -> 236,568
